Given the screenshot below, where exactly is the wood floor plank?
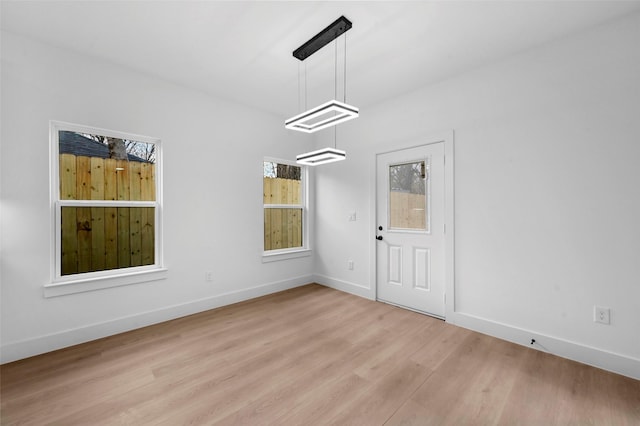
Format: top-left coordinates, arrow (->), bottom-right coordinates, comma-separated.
498,350 -> 640,425
1,284 -> 638,425
408,333 -> 527,425
328,359 -> 432,425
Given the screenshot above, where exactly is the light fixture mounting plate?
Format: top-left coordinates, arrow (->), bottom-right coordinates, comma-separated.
293,16 -> 352,61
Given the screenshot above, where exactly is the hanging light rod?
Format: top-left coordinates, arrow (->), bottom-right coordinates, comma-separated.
296,147 -> 346,166
293,16 -> 352,61
286,15 -> 358,134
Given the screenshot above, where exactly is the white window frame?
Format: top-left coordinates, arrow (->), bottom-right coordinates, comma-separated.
46,121 -> 166,297
262,157 -> 310,262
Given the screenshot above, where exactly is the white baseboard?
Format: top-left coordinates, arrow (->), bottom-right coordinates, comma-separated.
313,274 -> 374,300
0,275 -> 313,364
449,311 -> 640,381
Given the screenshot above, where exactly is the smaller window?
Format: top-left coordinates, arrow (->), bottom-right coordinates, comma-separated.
263,160 -> 307,254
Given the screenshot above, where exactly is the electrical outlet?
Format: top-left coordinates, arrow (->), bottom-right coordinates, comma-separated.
205,271 -> 213,282
594,306 -> 610,324
348,211 -> 357,221
348,260 -> 354,270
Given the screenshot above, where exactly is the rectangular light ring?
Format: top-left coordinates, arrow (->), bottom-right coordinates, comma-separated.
296,147 -> 346,166
285,101 -> 359,125
285,100 -> 359,134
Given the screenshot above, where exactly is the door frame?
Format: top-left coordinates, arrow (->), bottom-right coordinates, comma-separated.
371,131 -> 455,320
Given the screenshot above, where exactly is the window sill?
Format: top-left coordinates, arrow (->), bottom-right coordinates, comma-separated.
44,268 -> 168,298
262,249 -> 312,263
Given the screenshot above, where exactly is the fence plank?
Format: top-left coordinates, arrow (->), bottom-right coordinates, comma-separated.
286,209 -> 294,248
271,208 -> 282,249
117,160 -> 130,200
292,180 -> 300,204
105,207 -> 118,270
129,162 -> 142,266
140,162 -> 155,201
103,159 -> 118,270
287,179 -> 293,204
76,207 -> 92,273
117,207 -> 131,268
90,157 -> 105,199
60,155 -> 78,275
272,178 -> 280,205
141,207 -> 154,266
292,209 -> 301,247
129,161 -> 142,201
76,156 -> 91,200
264,210 -> 272,251
90,158 -> 106,270
280,179 -> 288,204
90,207 -> 106,271
281,208 -> 289,248
263,179 -> 269,204
60,154 -> 77,200
61,207 -> 78,275
76,157 -> 92,272
104,158 -> 117,200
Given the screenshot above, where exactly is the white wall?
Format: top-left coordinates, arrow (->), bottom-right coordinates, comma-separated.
0,31 -> 314,362
313,13 -> 640,379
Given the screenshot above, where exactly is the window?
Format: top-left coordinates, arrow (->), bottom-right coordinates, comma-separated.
389,160 -> 428,231
48,121 -> 165,296
263,159 -> 308,258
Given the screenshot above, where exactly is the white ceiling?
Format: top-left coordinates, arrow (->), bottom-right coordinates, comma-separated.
3,1 -> 640,117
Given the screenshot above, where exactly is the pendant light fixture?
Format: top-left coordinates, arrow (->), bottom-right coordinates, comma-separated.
296,147 -> 346,166
289,16 -> 356,165
285,99 -> 358,133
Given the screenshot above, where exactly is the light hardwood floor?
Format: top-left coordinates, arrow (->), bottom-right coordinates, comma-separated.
1,284 -> 639,425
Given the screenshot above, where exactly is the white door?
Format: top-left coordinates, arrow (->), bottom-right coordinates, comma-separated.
376,143 -> 445,317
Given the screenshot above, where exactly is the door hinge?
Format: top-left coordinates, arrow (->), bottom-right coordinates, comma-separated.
443,223 -> 446,233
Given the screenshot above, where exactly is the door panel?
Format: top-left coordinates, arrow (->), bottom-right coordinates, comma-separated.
376,143 -> 445,317
388,245 -> 402,285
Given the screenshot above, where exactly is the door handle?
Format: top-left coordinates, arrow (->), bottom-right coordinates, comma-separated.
376,235 -> 383,241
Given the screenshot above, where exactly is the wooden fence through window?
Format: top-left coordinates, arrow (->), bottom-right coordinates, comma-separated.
59,153 -> 155,275
263,177 -> 302,251
389,192 -> 427,230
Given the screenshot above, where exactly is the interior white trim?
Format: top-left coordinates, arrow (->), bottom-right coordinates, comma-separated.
45,267 -> 168,298
1,275 -> 313,364
313,274 -> 374,300
447,311 -> 640,381
262,248 -> 312,263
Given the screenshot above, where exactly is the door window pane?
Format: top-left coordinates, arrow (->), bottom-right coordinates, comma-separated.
389,161 -> 428,231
